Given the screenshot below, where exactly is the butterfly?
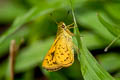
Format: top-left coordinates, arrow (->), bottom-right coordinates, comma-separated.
42,22 -> 74,71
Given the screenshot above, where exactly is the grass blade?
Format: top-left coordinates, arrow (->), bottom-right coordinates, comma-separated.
97,53 -> 120,72
0,1 -> 63,45
97,14 -> 120,51
97,14 -> 120,37
69,0 -> 115,80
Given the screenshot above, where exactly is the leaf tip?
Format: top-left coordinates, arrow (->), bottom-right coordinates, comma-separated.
104,48 -> 108,52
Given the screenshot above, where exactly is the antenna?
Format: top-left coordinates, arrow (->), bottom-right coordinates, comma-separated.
64,10 -> 70,22
50,13 -> 58,24
66,10 -> 70,19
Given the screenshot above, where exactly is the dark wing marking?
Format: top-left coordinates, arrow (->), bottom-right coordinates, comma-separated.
42,36 -> 62,71
55,35 -> 74,67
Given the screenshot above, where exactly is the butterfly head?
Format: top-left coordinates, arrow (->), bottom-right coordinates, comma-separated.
57,22 -> 67,30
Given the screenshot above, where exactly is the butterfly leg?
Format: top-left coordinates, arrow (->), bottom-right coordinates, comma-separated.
66,29 -> 75,36
67,23 -> 79,29
67,23 -> 74,29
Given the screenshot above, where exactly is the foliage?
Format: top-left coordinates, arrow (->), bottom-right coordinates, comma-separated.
0,0 -> 120,80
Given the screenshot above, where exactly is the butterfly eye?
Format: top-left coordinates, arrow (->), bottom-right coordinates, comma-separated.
61,24 -> 65,28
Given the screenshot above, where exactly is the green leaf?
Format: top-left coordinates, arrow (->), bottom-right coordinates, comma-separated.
76,12 -> 114,41
97,14 -> 120,37
15,37 -> 54,73
41,63 -> 67,80
97,53 -> 120,72
81,32 -> 108,50
42,71 -> 67,80
49,72 -> 67,80
0,60 -> 8,79
69,0 -> 115,80
0,1 -> 63,45
78,44 -> 115,80
116,78 -> 120,80
5,37 -> 55,80
104,3 -> 120,25
0,27 -> 28,57
114,71 -> 120,79
0,1 -> 26,23
24,70 -> 34,80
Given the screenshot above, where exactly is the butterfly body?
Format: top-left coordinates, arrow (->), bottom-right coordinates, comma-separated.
42,22 -> 74,71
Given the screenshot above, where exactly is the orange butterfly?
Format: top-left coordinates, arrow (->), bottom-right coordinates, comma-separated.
42,22 -> 74,71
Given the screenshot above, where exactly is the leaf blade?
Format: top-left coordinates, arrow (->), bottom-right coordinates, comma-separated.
0,1 -> 63,45
97,14 -> 120,37
69,0 -> 115,80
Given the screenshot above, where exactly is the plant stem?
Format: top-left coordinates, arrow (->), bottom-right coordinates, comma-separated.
10,40 -> 17,80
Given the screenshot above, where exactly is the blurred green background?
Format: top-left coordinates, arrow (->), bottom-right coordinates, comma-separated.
0,0 -> 120,80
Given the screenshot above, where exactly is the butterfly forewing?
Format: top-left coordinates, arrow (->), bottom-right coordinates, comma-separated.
42,37 -> 62,71
55,32 -> 74,67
